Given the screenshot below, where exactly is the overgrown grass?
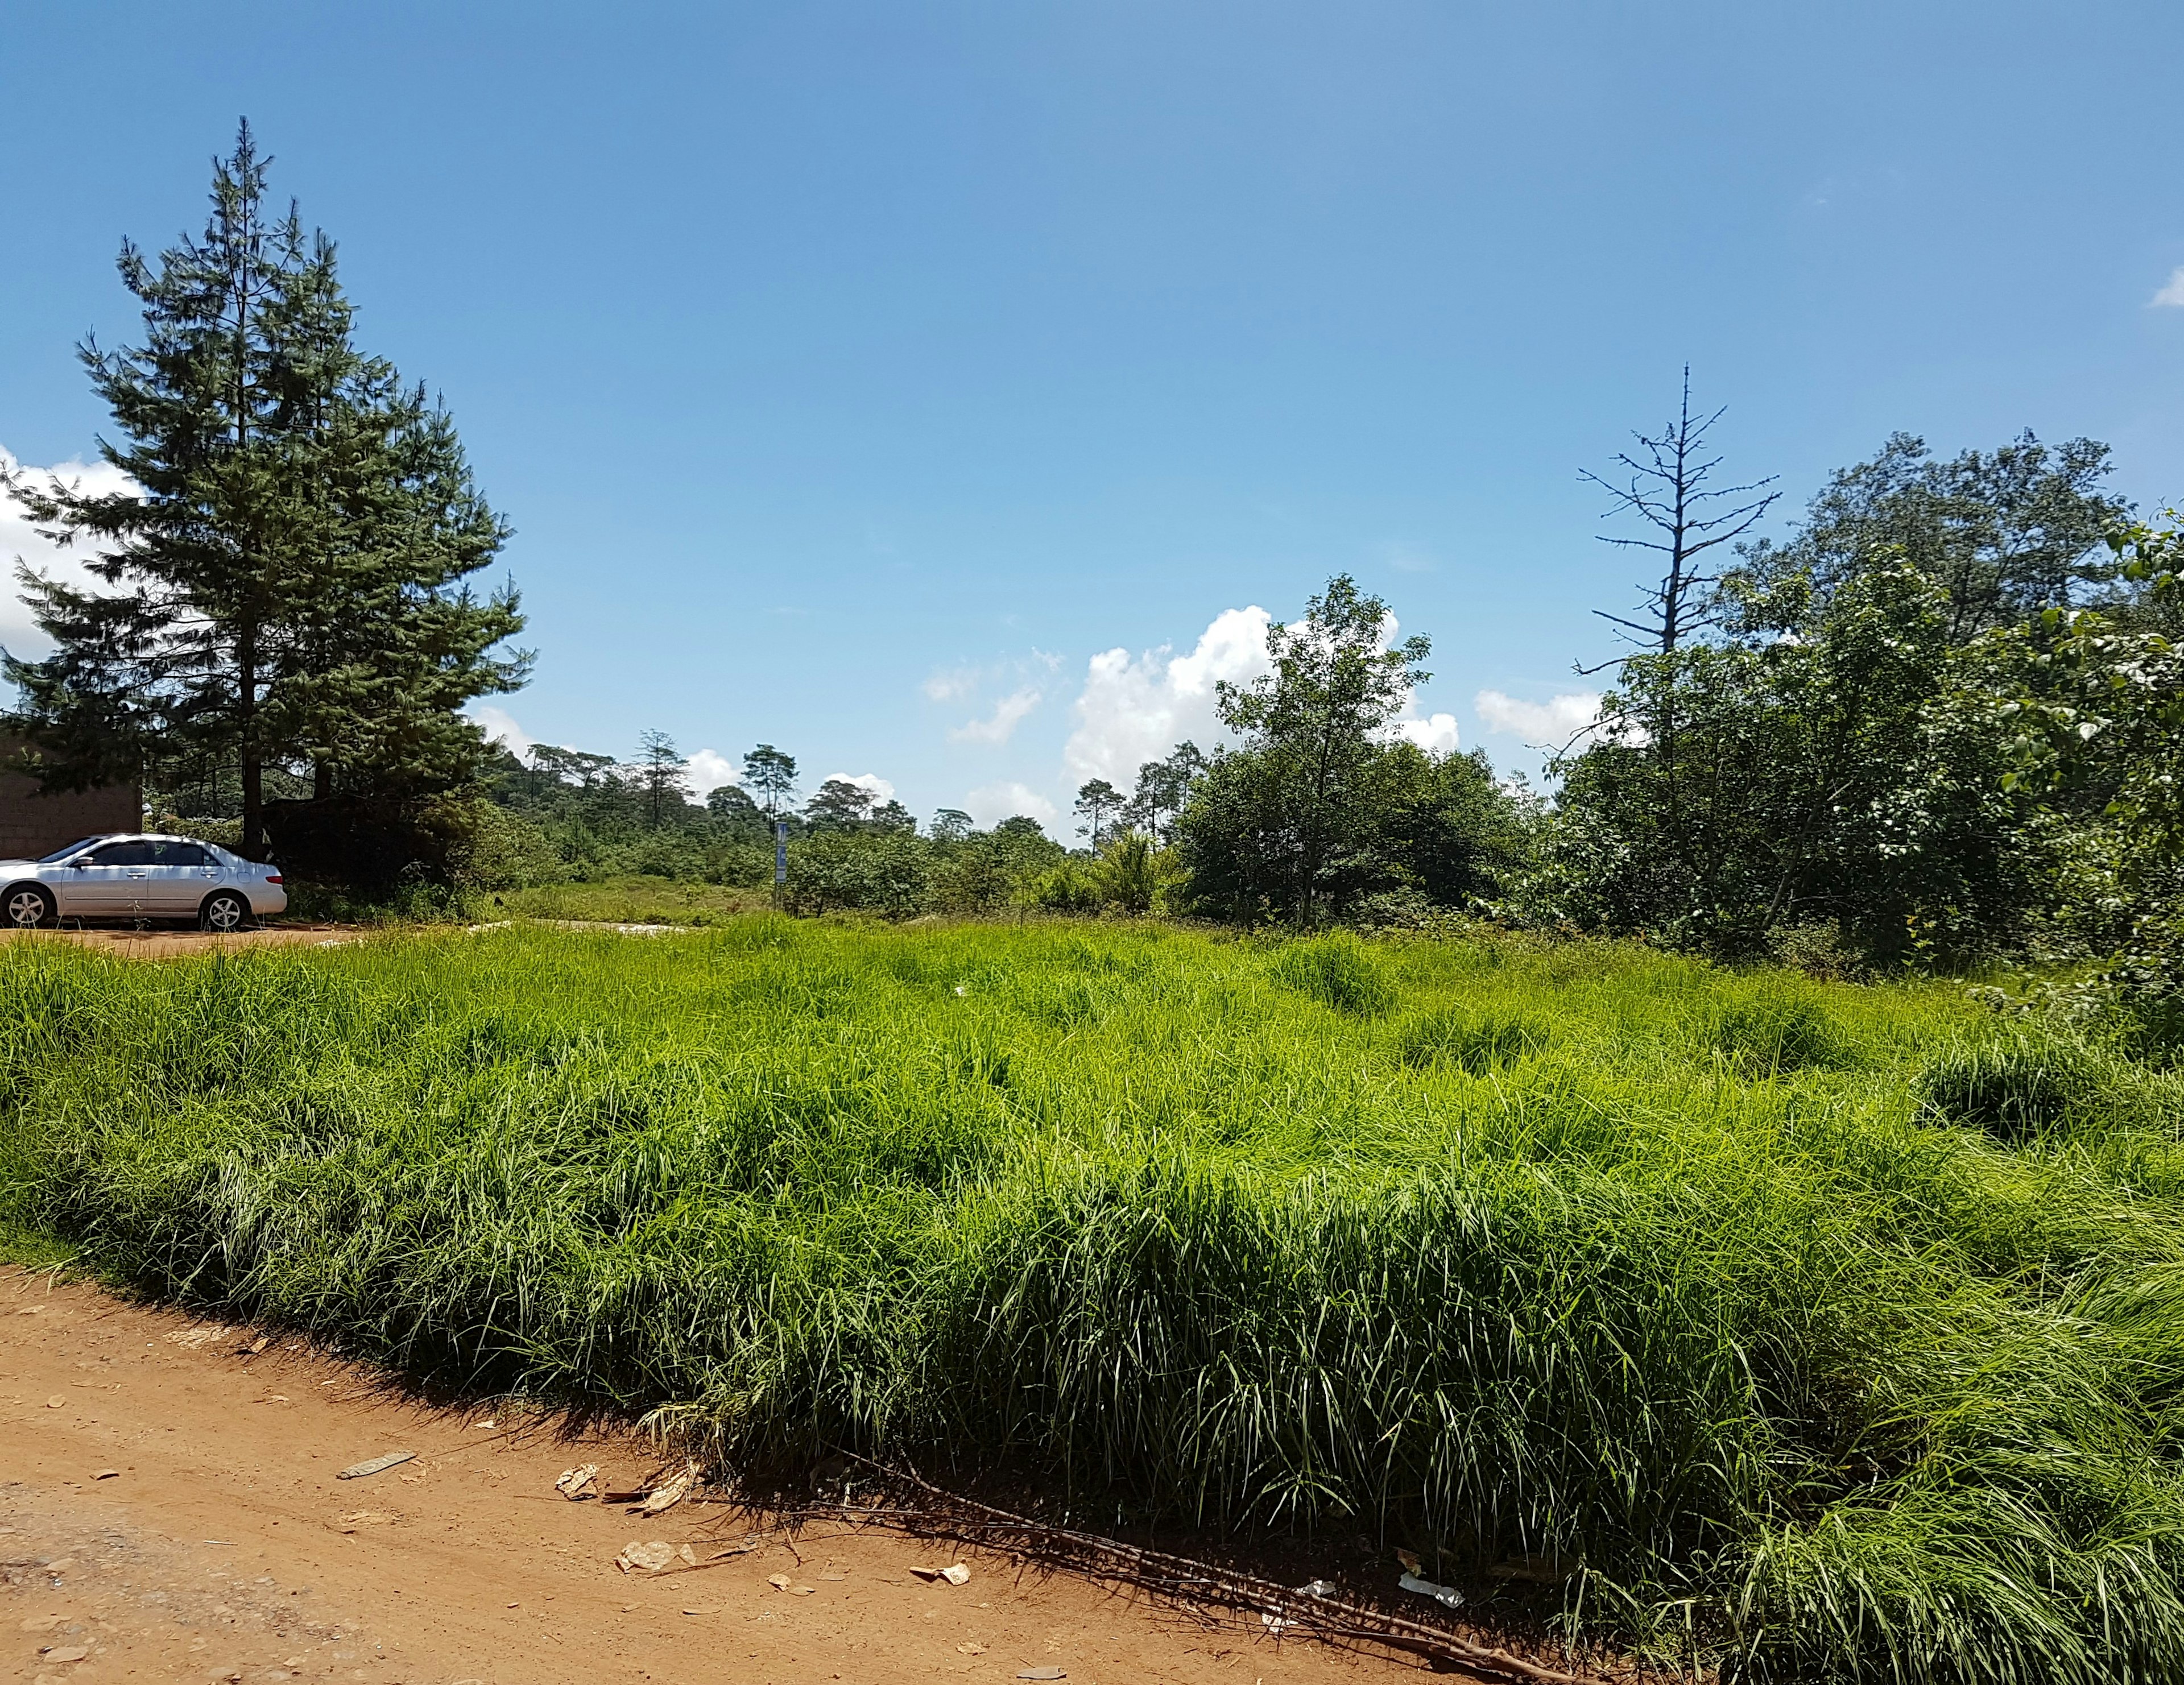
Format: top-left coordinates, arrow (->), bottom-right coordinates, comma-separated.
491,875 -> 772,925
1,921 -> 2180,1682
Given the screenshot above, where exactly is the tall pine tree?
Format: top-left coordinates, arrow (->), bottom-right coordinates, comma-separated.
5,122 -> 525,858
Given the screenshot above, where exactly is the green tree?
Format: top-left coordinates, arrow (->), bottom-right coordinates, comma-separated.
632,730 -> 690,827
806,777 -> 876,830
1539,565 -> 2044,964
3,123 -> 524,858
1731,432 -> 2129,645
1073,778 -> 1122,847
1179,574 -> 1430,924
1124,740 -> 1207,845
930,808 -> 974,843
742,744 -> 797,818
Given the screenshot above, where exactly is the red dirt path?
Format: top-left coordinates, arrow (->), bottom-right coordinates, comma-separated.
3,1272 -> 1410,1685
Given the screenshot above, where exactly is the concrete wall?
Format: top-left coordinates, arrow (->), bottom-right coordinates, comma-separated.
0,739 -> 141,860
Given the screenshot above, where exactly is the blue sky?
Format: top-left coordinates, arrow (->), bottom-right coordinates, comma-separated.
5,2 -> 2182,831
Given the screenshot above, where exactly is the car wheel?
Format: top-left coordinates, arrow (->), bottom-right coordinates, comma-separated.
200,890 -> 251,934
3,884 -> 56,930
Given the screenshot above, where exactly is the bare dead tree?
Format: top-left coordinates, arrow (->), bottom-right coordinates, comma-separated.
1581,367 -> 1778,669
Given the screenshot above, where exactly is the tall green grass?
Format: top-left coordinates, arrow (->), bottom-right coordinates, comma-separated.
2,921 -> 2181,1682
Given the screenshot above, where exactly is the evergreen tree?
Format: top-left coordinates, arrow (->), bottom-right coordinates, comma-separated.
3,123 -> 524,857
743,744 -> 797,818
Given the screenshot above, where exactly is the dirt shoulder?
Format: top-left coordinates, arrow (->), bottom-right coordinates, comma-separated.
0,926 -> 354,960
2,1272 -> 1404,1685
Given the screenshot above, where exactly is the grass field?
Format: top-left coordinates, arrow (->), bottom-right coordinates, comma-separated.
489,873 -> 772,924
2,919 -> 2180,1682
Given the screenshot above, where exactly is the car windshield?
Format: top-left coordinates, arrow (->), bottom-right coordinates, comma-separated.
36,837 -> 102,863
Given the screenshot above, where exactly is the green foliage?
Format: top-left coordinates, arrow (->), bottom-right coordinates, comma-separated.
1732,431 -> 2129,643
1268,931 -> 1396,1016
1917,1033 -> 2106,1141
784,828 -> 929,918
1,123 -> 525,858
1711,981 -> 1847,1074
1397,1001 -> 1552,1071
2,925 -> 2181,1682
1537,565 -> 2048,967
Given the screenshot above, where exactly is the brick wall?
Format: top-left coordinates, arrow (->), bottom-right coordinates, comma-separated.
0,739 -> 141,860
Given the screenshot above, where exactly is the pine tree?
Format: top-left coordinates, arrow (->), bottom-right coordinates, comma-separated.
4,123 -> 526,857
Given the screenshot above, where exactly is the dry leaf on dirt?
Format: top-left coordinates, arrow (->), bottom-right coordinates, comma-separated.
617,1540 -> 675,1574
681,1603 -> 724,1616
768,1572 -> 792,1591
958,1642 -> 987,1655
162,1325 -> 227,1349
334,1510 -> 399,1532
42,1646 -> 90,1663
44,1396 -> 64,1409
1017,1670 -> 1066,1681
1396,1546 -> 1421,1571
92,1469 -> 119,1481
639,1460 -> 701,1516
940,1563 -> 971,1585
554,1463 -> 600,1500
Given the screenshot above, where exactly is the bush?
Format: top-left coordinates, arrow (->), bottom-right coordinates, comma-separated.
1026,859 -> 1103,914
784,830 -> 929,918
1269,932 -> 1396,1016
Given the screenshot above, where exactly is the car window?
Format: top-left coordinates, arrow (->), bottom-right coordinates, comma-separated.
148,841 -> 211,866
36,837 -> 101,863
86,840 -> 157,867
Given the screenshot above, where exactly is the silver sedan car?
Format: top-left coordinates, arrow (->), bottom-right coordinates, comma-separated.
1,833 -> 288,933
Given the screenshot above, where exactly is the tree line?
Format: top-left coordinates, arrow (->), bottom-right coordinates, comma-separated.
7,130 -> 2180,1045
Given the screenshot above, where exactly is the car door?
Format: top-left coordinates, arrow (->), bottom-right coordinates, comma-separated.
62,839 -> 158,917
139,840 -> 221,916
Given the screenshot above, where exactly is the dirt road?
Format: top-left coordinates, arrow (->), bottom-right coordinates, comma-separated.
2,1273 -> 1404,1685
0,926 -> 351,960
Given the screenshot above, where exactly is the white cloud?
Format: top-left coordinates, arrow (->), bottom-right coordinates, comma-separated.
821,771 -> 896,805
1383,540 -> 1437,574
2152,266 -> 2184,308
950,685 -> 1041,744
1,447 -> 136,653
1475,689 -> 1604,746
963,780 -> 1058,828
684,749 -> 741,794
1064,605 -> 1273,785
1385,711 -> 1461,754
470,704 -> 544,757
922,665 -> 976,702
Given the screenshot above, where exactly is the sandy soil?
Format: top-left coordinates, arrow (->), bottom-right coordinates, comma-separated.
2,1273 -> 1418,1685
0,926 -> 353,959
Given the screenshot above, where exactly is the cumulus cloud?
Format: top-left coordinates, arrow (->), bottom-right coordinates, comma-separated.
1385,710 -> 1461,754
1064,606 -> 1273,785
950,686 -> 1041,745
684,749 -> 741,794
963,780 -> 1058,828
469,704 -> 545,757
821,771 -> 896,805
1475,689 -> 1604,746
2153,266 -> 2184,308
1,446 -> 136,653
